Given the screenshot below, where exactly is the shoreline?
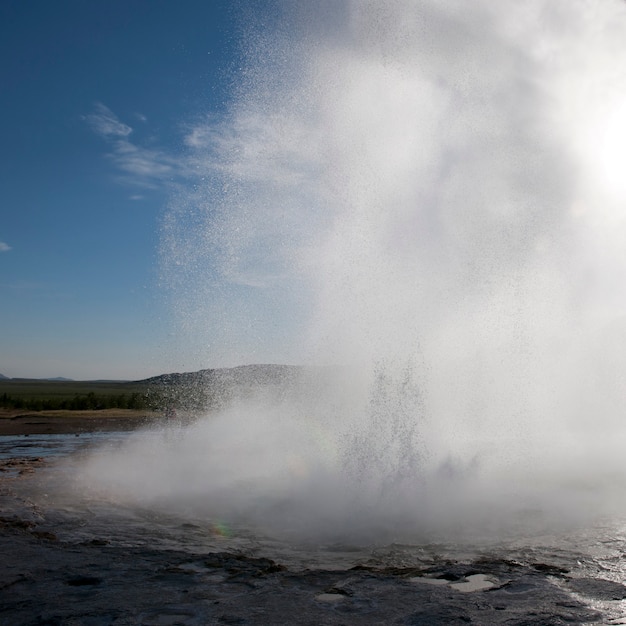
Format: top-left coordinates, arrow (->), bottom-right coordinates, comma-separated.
0,408 -> 163,436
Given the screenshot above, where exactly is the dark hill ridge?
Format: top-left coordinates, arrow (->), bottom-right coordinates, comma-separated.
137,364 -> 305,411
0,366 -> 307,413
1,376 -> 75,382
138,364 -> 302,387
0,365 -> 300,385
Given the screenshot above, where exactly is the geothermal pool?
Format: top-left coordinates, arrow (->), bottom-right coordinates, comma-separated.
2,427 -> 626,624
159,0 -> 626,559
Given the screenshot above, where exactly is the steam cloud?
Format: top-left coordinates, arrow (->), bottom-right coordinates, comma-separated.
79,1 -> 626,541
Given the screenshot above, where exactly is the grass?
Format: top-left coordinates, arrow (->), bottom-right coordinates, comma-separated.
0,380 -> 149,399
0,372 -> 234,413
0,379 -> 154,411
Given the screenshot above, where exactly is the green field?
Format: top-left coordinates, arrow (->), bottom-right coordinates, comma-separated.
0,365 -> 296,412
0,379 -> 153,411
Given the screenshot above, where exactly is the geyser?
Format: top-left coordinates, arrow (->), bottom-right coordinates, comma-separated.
80,0 -> 626,540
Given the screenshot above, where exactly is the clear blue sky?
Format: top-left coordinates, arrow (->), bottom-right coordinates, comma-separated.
0,1 -> 262,380
4,1 -> 626,383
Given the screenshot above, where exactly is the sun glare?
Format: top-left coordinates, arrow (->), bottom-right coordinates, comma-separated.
588,98 -> 626,201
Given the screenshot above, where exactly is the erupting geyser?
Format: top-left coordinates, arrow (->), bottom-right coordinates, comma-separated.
80,0 -> 626,540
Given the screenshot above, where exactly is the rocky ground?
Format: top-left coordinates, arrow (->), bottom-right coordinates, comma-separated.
2,512 -> 624,625
2,441 -> 626,624
0,409 -> 166,436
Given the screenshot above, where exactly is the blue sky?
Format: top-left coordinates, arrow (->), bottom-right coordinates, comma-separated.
4,1 -> 626,383
0,1 -> 255,380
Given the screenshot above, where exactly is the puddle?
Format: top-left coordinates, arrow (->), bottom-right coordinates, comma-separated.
411,573 -> 497,593
0,432 -> 132,461
450,573 -> 497,592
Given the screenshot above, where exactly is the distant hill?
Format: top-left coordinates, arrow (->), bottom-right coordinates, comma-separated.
138,364 -> 301,387
4,377 -> 75,382
1,376 -> 128,382
3,366 -> 303,386
0,365 -> 308,412
137,364 -> 304,411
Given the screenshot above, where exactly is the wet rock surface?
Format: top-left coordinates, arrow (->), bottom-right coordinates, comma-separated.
1,455 -> 625,625
0,527 -> 604,625
0,518 -> 616,624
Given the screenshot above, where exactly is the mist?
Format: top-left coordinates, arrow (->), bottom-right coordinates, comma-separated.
76,0 -> 626,541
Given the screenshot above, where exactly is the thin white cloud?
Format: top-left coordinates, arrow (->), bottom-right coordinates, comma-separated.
86,103 -> 183,188
0,241 -> 11,252
85,102 -> 132,138
110,141 -> 174,178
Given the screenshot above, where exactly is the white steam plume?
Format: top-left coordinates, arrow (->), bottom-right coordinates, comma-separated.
83,1 -> 626,540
